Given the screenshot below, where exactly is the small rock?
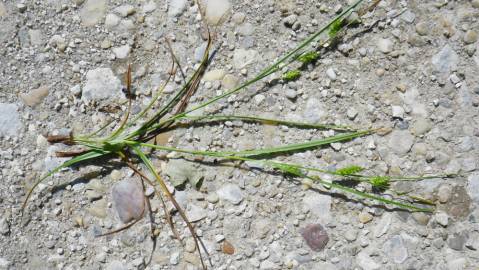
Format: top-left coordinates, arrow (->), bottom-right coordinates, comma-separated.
303,97 -> 325,123
373,213 -> 392,238
203,69 -> 226,81
325,68 -> 337,81
346,107 -> 358,120
88,199 -> 108,218
205,0 -> 231,25
231,12 -> 245,24
194,42 -> 208,63
237,22 -> 254,36
300,224 -> 329,251
168,0 -> 187,17
431,45 -> 459,75
400,10 -> 415,23
473,0 -> 479,8
0,217 -> 10,235
411,212 -> 430,225
81,68 -> 122,103
377,38 -> 393,53
112,179 -> 145,223
217,184 -> 243,204
448,232 -> 466,251
358,212 -> 373,223
206,193 -> 219,203
437,184 -> 452,203
285,89 -> 297,100
186,204 -> 207,222
222,74 -> 239,90
112,45 -> 131,59
80,0 -> 107,26
164,159 -> 202,187
185,239 -> 196,253
283,15 -> 298,28
383,235 -> 408,263
20,86 -> 49,107
0,103 -> 22,137
415,22 -> 428,36
388,130 -> 414,156
104,13 -> 120,28
435,212 -> 449,227
169,252 -> 180,265
411,118 -> 432,136
344,230 -> 357,242
391,105 -> 404,119
233,48 -> 259,69
303,193 -> 331,223
357,250 -> 381,270
464,30 -> 478,44
467,173 -> 479,204
114,5 -> 135,17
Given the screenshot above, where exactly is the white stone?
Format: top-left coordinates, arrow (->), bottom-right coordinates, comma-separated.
357,249 -> 381,270
203,69 -> 226,81
373,212 -> 392,238
0,104 -> 22,137
81,68 -> 122,103
233,49 -> 258,69
205,0 -> 231,25
431,45 -> 459,75
112,45 -> 131,59
303,192 -> 331,224
217,184 -> 244,205
391,105 -> 404,119
435,212 -> 449,227
377,38 -> 394,53
467,173 -> 479,204
104,13 -> 120,28
168,0 -> 187,17
80,0 -> 107,26
325,68 -> 337,81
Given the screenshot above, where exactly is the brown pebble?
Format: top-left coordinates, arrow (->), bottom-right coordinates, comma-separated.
222,240 -> 235,255
20,86 -> 49,107
300,223 -> 329,251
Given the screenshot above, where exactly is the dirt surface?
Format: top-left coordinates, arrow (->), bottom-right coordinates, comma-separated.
1,0 -> 479,269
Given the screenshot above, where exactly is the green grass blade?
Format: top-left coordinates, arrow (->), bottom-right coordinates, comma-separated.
181,114 -> 354,131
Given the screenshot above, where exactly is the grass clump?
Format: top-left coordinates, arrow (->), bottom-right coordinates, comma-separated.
21,0 -> 453,269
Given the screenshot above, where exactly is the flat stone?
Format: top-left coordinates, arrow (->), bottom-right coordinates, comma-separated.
447,232 -> 466,251
435,212 -> 449,227
377,38 -> 393,53
164,159 -> 202,187
303,97 -> 326,123
391,105 -> 404,119
303,193 -> 331,224
233,48 -> 258,69
217,184 -> 243,204
383,235 -> 408,263
81,68 -> 122,103
467,173 -> 479,204
400,10 -> 415,23
358,212 -> 373,223
222,74 -> 239,90
464,30 -> 478,44
112,179 -> 145,223
388,130 -> 414,156
300,223 -> 329,251
186,204 -> 207,222
112,45 -> 131,59
357,250 -> 381,270
104,13 -> 120,28
431,45 -> 459,75
0,103 -> 22,137
237,22 -> 254,36
373,213 -> 392,238
28,29 -> 44,46
203,69 -> 226,81
20,86 -> 49,107
88,198 -> 108,218
411,117 -> 432,136
168,0 -> 187,17
80,0 -> 107,26
205,0 -> 231,25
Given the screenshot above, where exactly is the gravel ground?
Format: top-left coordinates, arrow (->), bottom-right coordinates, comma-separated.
1,0 -> 479,269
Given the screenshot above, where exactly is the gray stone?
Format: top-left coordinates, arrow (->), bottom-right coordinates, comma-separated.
300,223 -> 329,251
217,184 -> 243,204
237,22 -> 254,36
164,159 -> 202,187
435,212 -> 449,227
347,107 -> 358,120
447,232 -> 466,251
325,68 -> 337,81
357,249 -> 381,270
194,42 -> 208,62
28,29 -> 44,46
285,89 -> 297,100
112,45 -> 131,59
20,86 -> 49,107
415,22 -> 428,36
233,48 -> 259,69
464,30 -> 478,44
303,193 -> 331,224
168,0 -> 187,17
232,12 -> 246,24
0,104 -> 22,137
170,252 -> 180,265
411,118 -> 432,136
106,260 -> 127,270
80,0 -> 107,26
391,105 -> 404,119
431,45 -> 459,75
303,97 -> 325,123
0,217 -> 9,235
388,130 -> 414,156
400,10 -> 415,23
344,230 -> 357,242
186,204 -> 207,222
81,68 -> 122,103
104,13 -> 120,28
0,257 -> 10,268
467,173 -> 479,204
112,179 -> 145,223
377,38 -> 393,53
205,0 -> 231,25
373,212 -> 392,238
383,235 -> 408,263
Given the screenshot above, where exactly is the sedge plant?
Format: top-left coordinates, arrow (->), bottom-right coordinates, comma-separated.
22,0 -> 454,268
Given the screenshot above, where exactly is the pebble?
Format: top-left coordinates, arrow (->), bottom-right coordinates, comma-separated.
400,10 -> 415,23
205,0 -> 231,25
185,239 -> 196,253
237,22 -> 254,36
0,217 -> 9,235
411,212 -> 430,226
112,179 -> 145,223
388,130 -> 414,156
303,193 -> 331,224
80,0 -> 107,26
114,5 -> 135,17
383,235 -> 408,263
391,105 -> 404,119
217,184 -> 243,204
203,69 -> 226,81
358,212 -> 373,223
222,74 -> 239,89
169,252 -> 180,265
357,250 -> 381,270
377,38 -> 393,53
415,22 -> 428,36
164,159 -> 202,187
467,173 -> 479,204
447,232 -> 466,251
104,13 -> 120,28
112,45 -> 131,59
411,118 -> 432,136
344,230 -> 357,242
233,48 -> 258,69
300,224 -> 329,251
437,184 -> 452,203
81,68 -> 122,103
0,103 -> 22,137
435,212 -> 449,227
464,30 -> 478,44
0,3 -> 6,17
325,68 -> 337,81
168,0 -> 187,17
20,86 -> 49,107
431,45 -> 459,75
285,89 -> 297,100
186,204 -> 207,222
231,12 -> 245,24
303,97 -> 325,123
283,15 -> 298,28
347,107 -> 358,120
373,213 -> 392,238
